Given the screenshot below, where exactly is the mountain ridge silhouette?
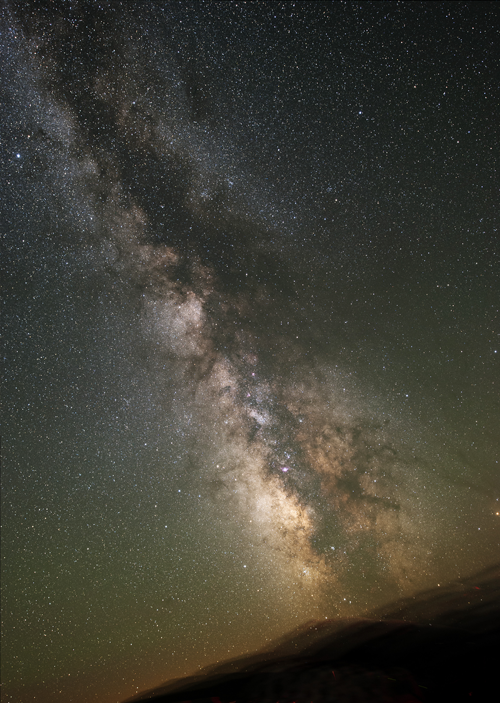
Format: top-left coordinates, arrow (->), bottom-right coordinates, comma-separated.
124,564 -> 500,703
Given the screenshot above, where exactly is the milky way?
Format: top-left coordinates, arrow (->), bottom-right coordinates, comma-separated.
2,3 -> 499,702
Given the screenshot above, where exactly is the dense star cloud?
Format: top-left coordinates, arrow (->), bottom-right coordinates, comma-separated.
2,2 -> 499,702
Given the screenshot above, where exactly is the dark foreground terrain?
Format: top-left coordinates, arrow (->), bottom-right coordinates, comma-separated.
125,565 -> 499,703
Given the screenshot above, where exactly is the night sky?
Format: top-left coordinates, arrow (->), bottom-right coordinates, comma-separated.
2,2 -> 499,702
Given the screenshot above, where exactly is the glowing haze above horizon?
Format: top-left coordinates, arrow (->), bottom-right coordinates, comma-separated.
2,2 -> 499,702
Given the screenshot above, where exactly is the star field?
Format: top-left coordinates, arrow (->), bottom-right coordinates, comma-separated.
2,2 -> 499,702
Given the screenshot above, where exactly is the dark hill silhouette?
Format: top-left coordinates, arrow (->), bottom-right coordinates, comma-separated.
124,564 -> 500,703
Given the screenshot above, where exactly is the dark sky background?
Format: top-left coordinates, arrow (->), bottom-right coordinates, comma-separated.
2,2 -> 499,702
